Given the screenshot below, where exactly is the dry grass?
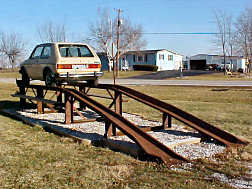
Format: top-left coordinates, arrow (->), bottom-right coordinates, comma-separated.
100,70 -> 152,79
1,70 -> 252,81
0,70 -> 151,80
0,83 -> 250,188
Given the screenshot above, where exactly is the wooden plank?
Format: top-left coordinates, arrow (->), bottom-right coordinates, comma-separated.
166,138 -> 201,148
72,119 -> 97,124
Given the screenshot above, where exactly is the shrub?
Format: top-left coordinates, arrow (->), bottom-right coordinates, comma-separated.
133,64 -> 158,71
238,68 -> 244,73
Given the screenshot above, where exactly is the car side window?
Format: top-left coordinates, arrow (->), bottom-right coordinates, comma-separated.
41,46 -> 51,59
79,46 -> 93,57
31,46 -> 43,59
59,48 -> 67,57
69,47 -> 78,57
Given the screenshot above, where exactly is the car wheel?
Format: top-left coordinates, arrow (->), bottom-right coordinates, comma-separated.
21,68 -> 30,86
44,69 -> 55,86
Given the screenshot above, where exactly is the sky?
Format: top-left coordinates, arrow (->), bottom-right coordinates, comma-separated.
0,0 -> 251,57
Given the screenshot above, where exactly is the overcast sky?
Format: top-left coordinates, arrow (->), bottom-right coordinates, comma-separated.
0,0 -> 251,57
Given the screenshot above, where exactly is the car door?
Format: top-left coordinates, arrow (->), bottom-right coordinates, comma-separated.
34,45 -> 52,80
27,46 -> 43,79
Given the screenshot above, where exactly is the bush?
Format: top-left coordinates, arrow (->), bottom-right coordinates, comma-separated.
133,64 -> 158,71
238,68 -> 244,73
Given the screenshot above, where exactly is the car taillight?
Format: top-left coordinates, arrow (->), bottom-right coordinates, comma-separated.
57,64 -> 72,69
88,64 -> 101,69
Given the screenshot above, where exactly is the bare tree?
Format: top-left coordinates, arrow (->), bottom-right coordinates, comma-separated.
0,32 -> 25,70
234,8 -> 252,73
88,8 -> 146,72
114,18 -> 146,57
214,10 -> 229,74
37,21 -> 67,43
88,9 -> 113,71
226,14 -> 235,71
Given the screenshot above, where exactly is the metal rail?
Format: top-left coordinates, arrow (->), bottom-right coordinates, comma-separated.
96,84 -> 248,146
65,88 -> 188,163
14,83 -> 188,163
13,81 -> 248,164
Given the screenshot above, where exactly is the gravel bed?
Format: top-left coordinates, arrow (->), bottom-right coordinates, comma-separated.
173,142 -> 225,160
5,108 -> 225,160
212,173 -> 252,189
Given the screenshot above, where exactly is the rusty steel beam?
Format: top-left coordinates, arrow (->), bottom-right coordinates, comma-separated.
64,88 -> 188,163
99,84 -> 248,146
62,82 -> 249,146
14,83 -> 248,164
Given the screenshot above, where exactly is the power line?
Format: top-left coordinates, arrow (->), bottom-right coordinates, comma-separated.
141,32 -> 252,35
141,32 -> 220,35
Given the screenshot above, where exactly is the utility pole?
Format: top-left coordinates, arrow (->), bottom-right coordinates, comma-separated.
112,42 -> 115,85
115,8 -> 123,78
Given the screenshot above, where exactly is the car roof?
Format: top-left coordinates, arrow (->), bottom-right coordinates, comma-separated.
38,42 -> 89,46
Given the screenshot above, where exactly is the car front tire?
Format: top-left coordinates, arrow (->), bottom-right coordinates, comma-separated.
21,68 -> 30,86
44,69 -> 55,86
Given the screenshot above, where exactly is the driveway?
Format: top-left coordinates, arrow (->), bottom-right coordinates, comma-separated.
100,79 -> 252,87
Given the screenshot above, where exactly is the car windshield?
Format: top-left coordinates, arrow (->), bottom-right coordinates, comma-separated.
58,44 -> 94,57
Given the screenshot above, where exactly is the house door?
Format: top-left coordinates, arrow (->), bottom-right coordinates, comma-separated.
121,56 -> 128,71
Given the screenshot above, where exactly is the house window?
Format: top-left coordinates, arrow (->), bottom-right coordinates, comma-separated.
159,54 -> 164,60
168,55 -> 173,61
137,55 -> 144,62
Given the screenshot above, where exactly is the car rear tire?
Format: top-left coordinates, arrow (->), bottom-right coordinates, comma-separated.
87,79 -> 98,87
44,69 -> 55,86
21,68 -> 30,86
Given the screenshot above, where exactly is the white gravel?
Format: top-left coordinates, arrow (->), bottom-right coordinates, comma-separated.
212,173 -> 252,189
4,108 -> 226,161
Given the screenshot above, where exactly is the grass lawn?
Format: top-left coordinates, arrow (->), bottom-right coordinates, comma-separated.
0,70 -> 252,81
0,70 -> 151,80
0,71 -> 20,79
0,83 -> 251,188
101,71 -> 152,79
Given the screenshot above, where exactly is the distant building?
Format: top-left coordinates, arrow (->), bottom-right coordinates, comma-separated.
119,49 -> 183,71
189,54 -> 247,71
97,52 -> 113,71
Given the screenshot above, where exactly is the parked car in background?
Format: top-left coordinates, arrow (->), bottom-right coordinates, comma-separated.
20,42 -> 103,86
216,63 -> 232,71
204,64 -> 218,71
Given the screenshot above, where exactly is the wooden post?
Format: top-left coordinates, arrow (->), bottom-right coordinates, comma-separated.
163,113 -> 172,129
65,93 -> 73,124
104,121 -> 113,138
114,91 -> 122,115
79,85 -> 86,111
57,91 -> 62,104
19,86 -> 26,110
36,88 -> 44,114
108,91 -> 122,136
